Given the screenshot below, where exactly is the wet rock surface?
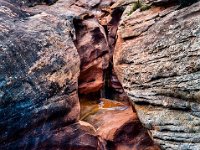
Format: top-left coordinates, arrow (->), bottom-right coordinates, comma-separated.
80,98 -> 159,150
114,1 -> 200,149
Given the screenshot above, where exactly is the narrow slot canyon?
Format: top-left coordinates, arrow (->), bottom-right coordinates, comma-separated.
72,4 -> 159,150
1,0 -> 200,150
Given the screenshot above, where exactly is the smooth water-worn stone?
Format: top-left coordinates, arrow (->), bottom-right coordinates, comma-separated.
80,98 -> 159,150
114,1 -> 200,149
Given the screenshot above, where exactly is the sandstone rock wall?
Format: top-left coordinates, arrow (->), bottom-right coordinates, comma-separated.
114,1 -> 200,149
75,17 -> 110,95
3,0 -> 199,149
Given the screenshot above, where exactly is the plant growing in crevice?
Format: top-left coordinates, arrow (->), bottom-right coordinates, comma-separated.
128,0 -> 151,16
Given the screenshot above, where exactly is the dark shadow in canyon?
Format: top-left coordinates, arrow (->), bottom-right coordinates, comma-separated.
71,5 -> 160,150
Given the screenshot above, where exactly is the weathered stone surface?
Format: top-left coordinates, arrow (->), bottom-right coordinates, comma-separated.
114,1 -> 200,149
28,0 -> 118,96
0,0 -> 96,149
75,17 -> 110,95
7,0 -> 58,6
111,0 -> 177,9
1,121 -> 106,150
0,0 -> 122,149
80,98 -> 159,149
27,0 -> 127,99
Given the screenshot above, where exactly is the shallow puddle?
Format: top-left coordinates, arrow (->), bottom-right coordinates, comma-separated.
80,98 -> 129,121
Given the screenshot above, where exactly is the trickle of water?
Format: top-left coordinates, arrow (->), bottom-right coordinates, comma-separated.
80,98 -> 129,120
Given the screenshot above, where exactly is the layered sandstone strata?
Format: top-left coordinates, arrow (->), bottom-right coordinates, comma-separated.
114,1 -> 200,149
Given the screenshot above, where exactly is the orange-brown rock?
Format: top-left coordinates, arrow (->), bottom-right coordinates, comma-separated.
75,18 -> 110,94
114,1 -> 200,149
80,98 -> 159,149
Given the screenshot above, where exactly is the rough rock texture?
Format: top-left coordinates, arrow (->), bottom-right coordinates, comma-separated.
114,1 -> 200,149
27,0 -> 120,97
81,98 -> 159,150
7,0 -> 58,6
27,0 -> 128,100
0,0 -> 105,149
1,121 -> 106,150
75,17 -> 110,94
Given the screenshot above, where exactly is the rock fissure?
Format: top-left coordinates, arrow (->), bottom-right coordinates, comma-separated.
1,0 -> 200,149
67,1 -> 160,149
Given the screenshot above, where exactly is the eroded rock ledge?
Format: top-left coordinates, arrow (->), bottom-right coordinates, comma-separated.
114,1 -> 200,149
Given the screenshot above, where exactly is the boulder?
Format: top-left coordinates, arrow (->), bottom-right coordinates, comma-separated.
1,121 -> 106,150
114,1 -> 200,149
80,98 -> 159,149
0,0 -> 106,149
27,0 -> 114,96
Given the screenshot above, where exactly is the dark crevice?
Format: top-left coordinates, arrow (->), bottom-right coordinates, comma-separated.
149,73 -> 178,82
72,4 -> 127,101
135,101 -> 151,105
152,0 -> 178,7
101,7 -> 126,100
133,96 -> 192,112
70,3 -> 161,150
178,0 -> 199,9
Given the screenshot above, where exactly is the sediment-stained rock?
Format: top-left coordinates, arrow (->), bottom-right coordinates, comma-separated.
75,17 -> 110,95
114,1 -> 200,149
81,98 -> 159,150
1,121 -> 106,150
0,0 -> 107,149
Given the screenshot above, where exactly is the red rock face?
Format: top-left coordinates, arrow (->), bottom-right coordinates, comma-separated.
80,98 -> 159,150
75,18 -> 110,95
